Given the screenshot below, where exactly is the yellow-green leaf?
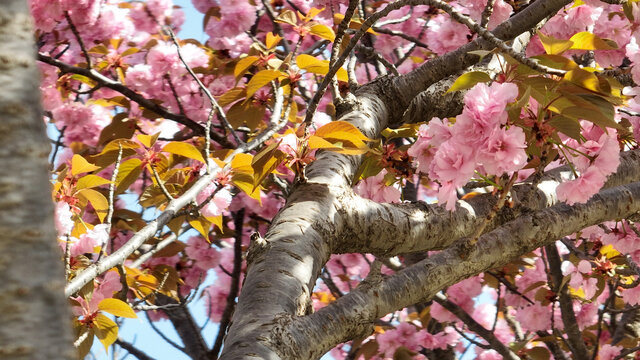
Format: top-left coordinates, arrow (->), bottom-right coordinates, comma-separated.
120,47 -> 139,58
93,313 -> 118,352
137,133 -> 160,148
296,55 -> 348,82
564,68 -> 601,92
234,56 -> 258,78
226,100 -> 267,130
98,298 -> 138,318
296,54 -> 323,69
251,141 -> 287,189
309,65 -> 348,82
315,121 -> 371,141
88,44 -> 109,55
246,70 -> 284,98
304,7 -> 325,21
231,153 -> 254,174
98,139 -> 140,156
189,217 -> 211,238
537,31 -> 573,55
275,9 -> 297,25
217,87 -> 246,107
266,32 -> 282,49
310,24 -> 335,41
115,158 -> 142,193
600,244 -> 620,258
548,115 -> 582,140
531,54 -> 579,71
71,154 -> 100,176
76,175 -> 112,190
569,31 -> 618,51
308,135 -> 342,151
205,215 -> 224,231
446,71 -> 491,93
162,142 -> 206,164
76,189 -> 109,223
231,172 -> 262,203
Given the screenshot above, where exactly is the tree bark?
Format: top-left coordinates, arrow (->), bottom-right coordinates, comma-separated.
0,1 -> 74,359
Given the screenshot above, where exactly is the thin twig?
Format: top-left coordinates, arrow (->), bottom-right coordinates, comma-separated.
144,312 -> 187,354
328,0 -> 360,103
115,339 -> 155,360
210,209 -> 245,358
480,0 -> 496,28
434,293 -> 520,360
304,0 -> 566,124
613,344 -> 640,359
37,54 -> 232,148
64,234 -> 72,280
469,173 -> 518,246
260,0 -> 292,54
50,126 -> 66,169
370,27 -> 430,49
130,233 -> 178,268
64,11 -> 92,68
104,143 -> 123,255
593,281 -> 617,360
620,254 -> 640,289
165,27 -> 242,147
151,165 -> 174,201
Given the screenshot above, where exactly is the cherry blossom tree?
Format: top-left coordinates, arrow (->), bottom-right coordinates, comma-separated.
9,0 -> 640,358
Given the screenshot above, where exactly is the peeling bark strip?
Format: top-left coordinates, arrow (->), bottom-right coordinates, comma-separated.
220,0 -> 582,358
0,1 -> 74,359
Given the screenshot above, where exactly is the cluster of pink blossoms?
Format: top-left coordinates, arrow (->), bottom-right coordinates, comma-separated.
408,82 -> 526,210
556,122 -> 620,205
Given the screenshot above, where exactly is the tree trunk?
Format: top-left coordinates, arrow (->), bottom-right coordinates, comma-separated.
0,1 -> 74,359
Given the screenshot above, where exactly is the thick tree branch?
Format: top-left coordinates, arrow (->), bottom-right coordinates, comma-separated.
289,181 -> 640,358
334,149 -> 640,255
546,244 -> 590,359
390,0 -> 572,125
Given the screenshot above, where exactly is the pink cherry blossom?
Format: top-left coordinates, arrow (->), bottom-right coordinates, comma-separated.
622,282 -> 640,305
51,102 -> 111,146
192,0 -> 217,13
196,183 -> 233,218
557,167 -> 607,205
204,275 -> 232,322
376,322 -> 419,358
430,140 -> 476,187
54,201 -> 74,236
204,0 -> 256,38
575,302 -> 598,330
599,344 -> 623,360
185,236 -> 220,271
354,169 -> 401,203
514,302 -> 551,332
477,126 -> 527,175
424,14 -> 471,55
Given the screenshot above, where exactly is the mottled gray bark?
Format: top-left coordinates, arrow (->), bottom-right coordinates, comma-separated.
0,1 -> 74,359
